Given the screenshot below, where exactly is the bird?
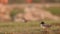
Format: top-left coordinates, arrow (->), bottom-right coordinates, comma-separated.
40,21 -> 52,29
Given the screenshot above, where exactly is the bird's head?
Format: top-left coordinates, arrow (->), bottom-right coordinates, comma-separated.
41,21 -> 45,24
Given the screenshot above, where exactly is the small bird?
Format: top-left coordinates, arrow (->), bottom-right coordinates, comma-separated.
40,21 -> 51,29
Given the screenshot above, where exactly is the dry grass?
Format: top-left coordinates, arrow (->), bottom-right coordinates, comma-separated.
0,20 -> 59,34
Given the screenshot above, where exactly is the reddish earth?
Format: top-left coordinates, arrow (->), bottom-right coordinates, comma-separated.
0,4 -> 60,22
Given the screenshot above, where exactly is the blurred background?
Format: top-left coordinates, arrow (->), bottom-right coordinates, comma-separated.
0,0 -> 60,34
8,0 -> 60,4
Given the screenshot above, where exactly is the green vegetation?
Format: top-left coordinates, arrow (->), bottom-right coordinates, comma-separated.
9,0 -> 41,4
0,20 -> 60,34
44,7 -> 60,16
10,8 -> 24,21
8,0 -> 60,4
32,0 -> 41,3
10,8 -> 24,17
